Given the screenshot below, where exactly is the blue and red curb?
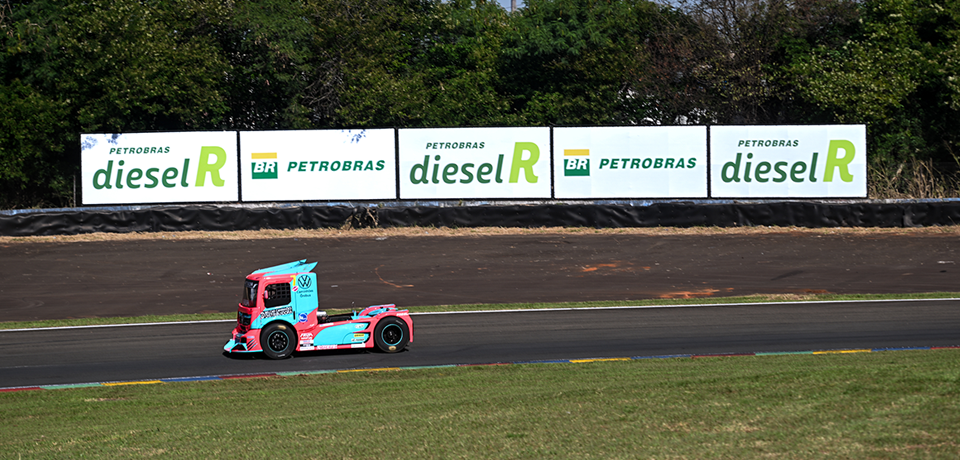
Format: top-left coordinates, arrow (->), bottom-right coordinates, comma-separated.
3,345 -> 959,393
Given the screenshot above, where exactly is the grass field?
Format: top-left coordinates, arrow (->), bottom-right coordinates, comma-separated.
2,295 -> 960,457
2,348 -> 959,458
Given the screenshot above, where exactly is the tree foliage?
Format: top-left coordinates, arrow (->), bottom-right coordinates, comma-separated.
1,0 -> 958,208
791,0 -> 960,166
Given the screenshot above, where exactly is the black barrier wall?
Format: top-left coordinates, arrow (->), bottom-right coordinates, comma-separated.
2,201 -> 959,236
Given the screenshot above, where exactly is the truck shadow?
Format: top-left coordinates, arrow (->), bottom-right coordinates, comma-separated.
222,348 -> 409,360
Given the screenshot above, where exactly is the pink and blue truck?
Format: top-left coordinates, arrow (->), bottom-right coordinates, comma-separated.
223,260 -> 413,359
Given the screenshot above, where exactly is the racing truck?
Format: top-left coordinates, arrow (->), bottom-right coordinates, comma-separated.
223,260 -> 413,359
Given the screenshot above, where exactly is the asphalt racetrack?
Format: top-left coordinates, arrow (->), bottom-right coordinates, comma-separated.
2,299 -> 960,388
1,230 -> 959,387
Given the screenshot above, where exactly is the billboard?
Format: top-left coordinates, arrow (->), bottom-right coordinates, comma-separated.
553,126 -> 707,199
398,127 -> 551,199
710,125 -> 867,198
81,131 -> 238,205
239,129 -> 396,201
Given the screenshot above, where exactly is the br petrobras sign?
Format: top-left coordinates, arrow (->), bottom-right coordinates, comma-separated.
239,129 -> 396,201
398,127 -> 551,199
80,131 -> 238,205
553,126 -> 707,199
710,125 -> 867,198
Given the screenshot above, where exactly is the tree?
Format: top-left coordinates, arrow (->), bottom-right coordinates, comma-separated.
304,0 -> 436,127
499,0 -> 660,125
407,0 -> 515,126
211,0 -> 316,130
791,0 -> 960,168
1,0 -> 229,207
643,0 -> 860,125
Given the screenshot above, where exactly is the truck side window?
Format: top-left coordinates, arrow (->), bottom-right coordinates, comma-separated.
264,283 -> 292,308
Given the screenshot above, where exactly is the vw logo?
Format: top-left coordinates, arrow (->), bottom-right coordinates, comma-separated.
297,275 -> 312,289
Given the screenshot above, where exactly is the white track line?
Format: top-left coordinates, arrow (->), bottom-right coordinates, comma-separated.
2,298 -> 958,332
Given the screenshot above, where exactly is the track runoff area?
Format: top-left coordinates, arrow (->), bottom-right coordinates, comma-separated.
3,297 -> 959,392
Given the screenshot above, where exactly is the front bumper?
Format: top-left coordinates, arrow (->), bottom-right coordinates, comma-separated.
224,330 -> 260,353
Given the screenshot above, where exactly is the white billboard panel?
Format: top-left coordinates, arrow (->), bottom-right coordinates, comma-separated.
81,131 -> 238,205
398,127 -> 551,199
710,125 -> 867,198
553,126 -> 707,199
239,129 -> 396,201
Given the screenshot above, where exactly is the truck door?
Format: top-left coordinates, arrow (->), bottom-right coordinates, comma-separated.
292,272 -> 318,329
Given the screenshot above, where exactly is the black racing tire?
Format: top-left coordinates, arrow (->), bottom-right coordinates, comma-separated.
261,322 -> 295,359
374,317 -> 409,353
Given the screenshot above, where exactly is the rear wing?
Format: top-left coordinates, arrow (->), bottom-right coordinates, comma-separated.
251,259 -> 318,277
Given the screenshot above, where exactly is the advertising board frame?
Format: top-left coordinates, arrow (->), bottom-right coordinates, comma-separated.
552,126 -> 708,199
80,131 -> 239,206
709,124 -> 868,199
397,127 -> 553,200
238,129 -> 397,202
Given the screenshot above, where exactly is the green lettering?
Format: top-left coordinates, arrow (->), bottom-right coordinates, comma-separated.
809,152 -> 818,182
755,162 -> 771,183
162,167 -> 178,188
743,154 -> 752,183
145,168 -> 160,188
773,162 -> 788,183
477,163 -> 493,183
195,146 -> 226,187
410,155 -> 429,184
509,142 -> 539,183
790,161 -> 806,182
823,141 -> 854,182
115,160 -> 125,189
93,161 -> 113,189
460,163 -> 475,184
442,163 -> 458,184
126,168 -> 143,189
721,154 -> 741,183
180,159 -> 190,187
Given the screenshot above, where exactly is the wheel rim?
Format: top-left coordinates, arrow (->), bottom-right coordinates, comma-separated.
268,330 -> 289,352
381,324 -> 403,346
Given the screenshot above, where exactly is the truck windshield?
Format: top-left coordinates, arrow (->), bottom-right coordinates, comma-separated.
240,279 -> 258,307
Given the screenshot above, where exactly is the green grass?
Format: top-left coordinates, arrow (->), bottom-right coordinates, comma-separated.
3,291 -> 959,330
3,349 -> 959,458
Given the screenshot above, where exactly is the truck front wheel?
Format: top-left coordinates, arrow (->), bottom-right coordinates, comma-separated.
261,323 -> 295,359
374,317 -> 409,353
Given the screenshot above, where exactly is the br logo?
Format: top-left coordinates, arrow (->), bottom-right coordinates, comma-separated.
564,149 -> 589,176
251,152 -> 278,179
297,275 -> 312,289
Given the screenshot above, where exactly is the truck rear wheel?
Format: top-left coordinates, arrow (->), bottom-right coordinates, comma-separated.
374,317 -> 409,353
261,323 -> 295,359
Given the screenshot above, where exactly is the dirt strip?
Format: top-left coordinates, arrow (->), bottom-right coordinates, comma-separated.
1,226 -> 957,322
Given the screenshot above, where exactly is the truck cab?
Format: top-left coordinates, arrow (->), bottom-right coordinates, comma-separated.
224,260 -> 413,359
